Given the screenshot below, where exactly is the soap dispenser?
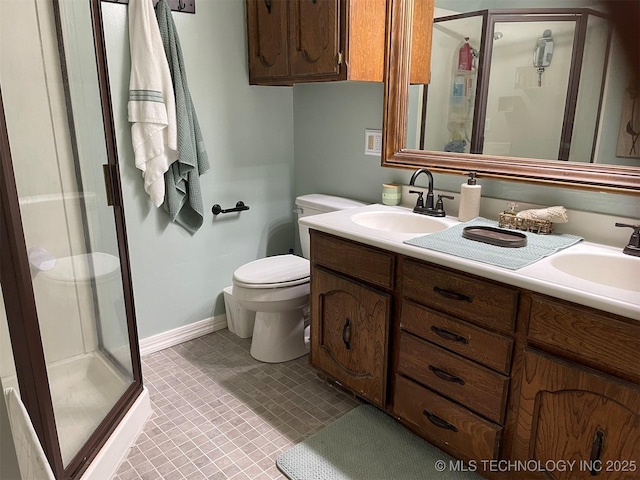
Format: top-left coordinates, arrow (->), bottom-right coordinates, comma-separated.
458,171 -> 481,221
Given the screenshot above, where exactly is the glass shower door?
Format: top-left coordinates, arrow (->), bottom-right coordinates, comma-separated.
483,19 -> 577,160
0,0 -> 138,470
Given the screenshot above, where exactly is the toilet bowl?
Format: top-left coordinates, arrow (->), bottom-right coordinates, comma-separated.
228,194 -> 366,363
29,251 -> 124,364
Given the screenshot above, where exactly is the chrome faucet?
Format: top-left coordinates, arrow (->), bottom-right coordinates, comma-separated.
408,168 -> 453,217
615,223 -> 640,257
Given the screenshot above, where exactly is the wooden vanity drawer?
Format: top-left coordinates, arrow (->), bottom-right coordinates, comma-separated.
528,295 -> 640,384
400,300 -> 513,374
398,333 -> 509,424
311,231 -> 394,289
402,258 -> 518,333
394,375 -> 502,461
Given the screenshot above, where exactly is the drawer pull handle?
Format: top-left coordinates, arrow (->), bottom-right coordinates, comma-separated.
433,287 -> 472,302
428,365 -> 465,385
589,430 -> 604,476
422,410 -> 458,432
342,317 -> 351,350
431,326 -> 469,344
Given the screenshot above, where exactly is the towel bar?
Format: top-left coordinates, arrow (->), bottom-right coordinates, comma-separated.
212,201 -> 250,215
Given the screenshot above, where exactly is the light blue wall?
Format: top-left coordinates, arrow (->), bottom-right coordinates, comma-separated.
293,82 -> 639,218
102,1 -> 637,341
102,1 -> 295,339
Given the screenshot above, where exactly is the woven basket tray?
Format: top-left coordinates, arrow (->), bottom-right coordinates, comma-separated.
498,212 -> 553,235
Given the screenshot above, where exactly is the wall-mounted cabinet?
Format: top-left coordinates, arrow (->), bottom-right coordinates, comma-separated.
245,0 -> 433,85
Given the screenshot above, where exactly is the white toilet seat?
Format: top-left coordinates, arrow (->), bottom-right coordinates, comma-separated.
225,195 -> 367,363
232,255 -> 309,289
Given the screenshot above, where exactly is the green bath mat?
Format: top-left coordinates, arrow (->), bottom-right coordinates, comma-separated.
276,405 -> 484,480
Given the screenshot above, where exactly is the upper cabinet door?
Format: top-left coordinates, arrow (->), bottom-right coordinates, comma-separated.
246,0 -> 290,82
289,0 -> 340,77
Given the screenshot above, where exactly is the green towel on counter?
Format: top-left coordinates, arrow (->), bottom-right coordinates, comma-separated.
156,0 -> 210,234
404,218 -> 583,270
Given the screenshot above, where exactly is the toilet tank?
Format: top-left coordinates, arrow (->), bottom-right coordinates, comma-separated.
295,194 -> 367,259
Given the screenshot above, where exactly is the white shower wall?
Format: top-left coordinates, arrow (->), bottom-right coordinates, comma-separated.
0,0 -> 98,364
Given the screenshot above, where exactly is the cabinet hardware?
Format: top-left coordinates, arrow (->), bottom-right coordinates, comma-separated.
589,430 -> 604,476
433,286 -> 472,302
264,0 -> 271,14
431,326 -> 469,344
337,51 -> 343,65
428,365 -> 465,385
422,410 -> 458,432
342,317 -> 352,350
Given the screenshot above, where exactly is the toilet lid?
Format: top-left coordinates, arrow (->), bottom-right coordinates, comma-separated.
233,255 -> 310,288
42,253 -> 120,283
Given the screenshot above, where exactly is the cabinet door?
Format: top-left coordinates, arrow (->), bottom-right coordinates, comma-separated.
310,267 -> 389,407
246,0 -> 290,83
513,349 -> 640,480
289,0 -> 340,77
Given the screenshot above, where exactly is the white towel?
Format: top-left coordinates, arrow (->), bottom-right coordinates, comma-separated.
3,388 -> 55,480
128,0 -> 178,207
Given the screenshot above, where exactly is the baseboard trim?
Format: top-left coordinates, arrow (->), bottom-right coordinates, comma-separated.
139,315 -> 228,356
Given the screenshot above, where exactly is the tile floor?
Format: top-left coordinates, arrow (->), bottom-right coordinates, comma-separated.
112,330 -> 359,480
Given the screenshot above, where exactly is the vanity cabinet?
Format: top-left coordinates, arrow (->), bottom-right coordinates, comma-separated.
308,230 -> 639,479
508,296 -> 640,479
309,231 -> 393,407
512,349 -> 640,480
394,258 -> 514,463
245,0 -> 433,85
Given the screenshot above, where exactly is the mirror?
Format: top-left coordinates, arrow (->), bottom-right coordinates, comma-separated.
382,0 -> 640,193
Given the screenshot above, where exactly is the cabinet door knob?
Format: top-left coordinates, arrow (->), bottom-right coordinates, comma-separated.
342,318 -> 351,350
589,430 -> 605,476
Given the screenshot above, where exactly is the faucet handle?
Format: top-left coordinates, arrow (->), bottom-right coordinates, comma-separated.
435,195 -> 454,214
615,223 -> 640,255
409,190 -> 424,209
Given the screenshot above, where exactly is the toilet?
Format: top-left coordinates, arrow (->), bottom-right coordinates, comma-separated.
28,250 -> 125,364
229,194 -> 366,363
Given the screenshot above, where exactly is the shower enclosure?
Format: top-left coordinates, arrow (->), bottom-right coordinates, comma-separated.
0,0 -> 143,478
414,8 -> 610,162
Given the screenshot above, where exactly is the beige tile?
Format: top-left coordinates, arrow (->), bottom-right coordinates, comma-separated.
110,330 -> 358,479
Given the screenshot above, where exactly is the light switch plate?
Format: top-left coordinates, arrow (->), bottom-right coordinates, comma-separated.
365,129 -> 382,156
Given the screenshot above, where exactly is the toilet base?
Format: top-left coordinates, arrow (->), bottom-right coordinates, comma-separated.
250,308 -> 309,363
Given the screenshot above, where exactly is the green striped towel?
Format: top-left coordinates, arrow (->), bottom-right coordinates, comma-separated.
156,0 -> 210,234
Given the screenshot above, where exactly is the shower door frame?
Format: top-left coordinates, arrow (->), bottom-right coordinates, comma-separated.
0,0 -> 143,478
425,8 -> 610,161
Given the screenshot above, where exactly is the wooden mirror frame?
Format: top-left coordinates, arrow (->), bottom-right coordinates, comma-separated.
382,0 -> 640,194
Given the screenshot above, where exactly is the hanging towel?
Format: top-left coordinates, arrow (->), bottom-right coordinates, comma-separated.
156,0 -> 210,234
3,388 -> 55,480
128,0 -> 178,207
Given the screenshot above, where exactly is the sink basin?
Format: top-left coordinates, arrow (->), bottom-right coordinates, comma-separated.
550,253 -> 640,292
350,211 -> 449,234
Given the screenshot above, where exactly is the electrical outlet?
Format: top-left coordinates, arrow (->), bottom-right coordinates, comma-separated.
365,129 -> 382,156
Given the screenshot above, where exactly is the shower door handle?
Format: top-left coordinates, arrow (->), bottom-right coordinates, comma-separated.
102,164 -> 121,207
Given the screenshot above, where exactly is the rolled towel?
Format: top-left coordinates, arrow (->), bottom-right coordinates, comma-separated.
516,206 -> 568,223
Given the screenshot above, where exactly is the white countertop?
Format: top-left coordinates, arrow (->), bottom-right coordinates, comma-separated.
300,204 -> 640,320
